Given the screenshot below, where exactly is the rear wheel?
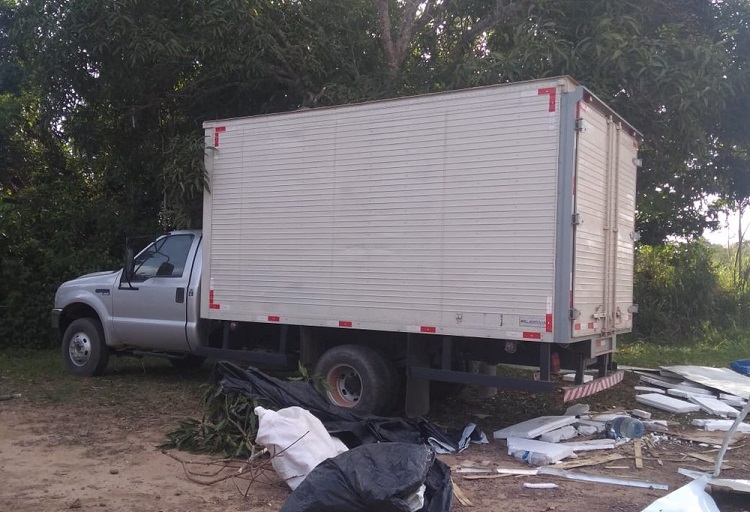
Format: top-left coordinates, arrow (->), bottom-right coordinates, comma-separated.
61,318 -> 110,376
314,344 -> 394,416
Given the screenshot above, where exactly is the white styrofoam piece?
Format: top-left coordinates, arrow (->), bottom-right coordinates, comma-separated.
576,425 -> 599,436
661,365 -> 750,400
563,373 -> 593,383
506,437 -> 575,462
720,397 -> 747,407
643,420 -> 669,432
636,393 -> 701,413
688,395 -> 740,418
667,388 -> 714,399
576,419 -> 606,433
639,374 -> 681,389
631,409 -> 652,420
720,392 -> 746,401
700,420 -> 750,432
540,426 -> 578,443
524,482 -> 559,489
670,384 -> 715,396
718,393 -> 747,407
634,386 -> 666,394
560,439 -> 617,451
591,413 -> 628,422
493,416 -> 577,439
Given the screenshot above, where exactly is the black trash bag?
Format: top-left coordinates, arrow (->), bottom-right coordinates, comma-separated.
279,442 -> 452,512
215,361 -> 480,452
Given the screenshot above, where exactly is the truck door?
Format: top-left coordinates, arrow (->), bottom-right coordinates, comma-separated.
571,101 -> 638,339
111,233 -> 199,352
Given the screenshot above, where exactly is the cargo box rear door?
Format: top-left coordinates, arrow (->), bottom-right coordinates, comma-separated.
571,100 -> 638,339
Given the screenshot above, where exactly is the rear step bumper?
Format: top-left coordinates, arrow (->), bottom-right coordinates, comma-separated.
562,370 -> 624,402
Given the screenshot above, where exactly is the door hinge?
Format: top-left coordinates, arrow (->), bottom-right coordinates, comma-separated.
569,308 -> 581,320
575,118 -> 586,132
572,213 -> 582,225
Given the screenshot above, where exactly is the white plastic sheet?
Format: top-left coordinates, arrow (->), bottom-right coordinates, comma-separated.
641,477 -> 719,512
254,406 -> 348,490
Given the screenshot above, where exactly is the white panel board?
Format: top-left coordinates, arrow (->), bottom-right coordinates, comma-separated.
688,396 -> 740,418
493,416 -> 577,439
572,102 -> 638,338
506,437 -> 575,462
662,366 -> 750,400
636,393 -> 701,414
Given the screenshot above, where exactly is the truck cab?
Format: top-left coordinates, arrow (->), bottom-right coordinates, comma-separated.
52,230 -> 205,375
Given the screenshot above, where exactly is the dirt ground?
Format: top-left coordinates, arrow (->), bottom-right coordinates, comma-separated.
1,364 -> 749,512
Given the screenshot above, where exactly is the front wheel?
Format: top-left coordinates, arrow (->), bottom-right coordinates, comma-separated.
314,344 -> 394,416
61,318 -> 110,376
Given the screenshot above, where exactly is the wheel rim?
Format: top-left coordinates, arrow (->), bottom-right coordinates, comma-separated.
68,331 -> 92,367
326,364 -> 362,408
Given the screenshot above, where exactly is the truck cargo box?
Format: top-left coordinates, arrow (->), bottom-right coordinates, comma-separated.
202,76 -> 639,352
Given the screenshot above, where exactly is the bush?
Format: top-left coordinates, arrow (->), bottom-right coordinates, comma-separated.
632,241 -> 740,342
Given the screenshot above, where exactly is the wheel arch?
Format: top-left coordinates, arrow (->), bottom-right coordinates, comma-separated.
59,302 -> 108,344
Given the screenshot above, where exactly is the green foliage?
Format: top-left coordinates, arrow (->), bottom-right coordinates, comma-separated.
619,334 -> 750,368
631,241 -> 743,342
161,382 -> 261,458
2,0 -> 750,348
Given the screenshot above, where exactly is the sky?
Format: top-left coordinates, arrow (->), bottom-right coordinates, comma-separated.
704,210 -> 746,246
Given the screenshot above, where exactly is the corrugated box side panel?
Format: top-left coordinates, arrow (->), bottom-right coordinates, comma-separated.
572,103 -> 609,338
572,100 -> 638,338
203,80 -> 564,338
615,133 -> 638,332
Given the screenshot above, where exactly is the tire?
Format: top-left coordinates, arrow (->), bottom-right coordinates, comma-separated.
61,317 -> 110,376
169,354 -> 206,370
314,344 -> 394,416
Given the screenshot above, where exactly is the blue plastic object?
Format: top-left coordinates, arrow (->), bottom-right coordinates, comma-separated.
731,359 -> 750,375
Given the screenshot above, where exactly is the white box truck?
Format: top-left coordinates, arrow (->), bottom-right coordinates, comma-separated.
53,76 -> 640,415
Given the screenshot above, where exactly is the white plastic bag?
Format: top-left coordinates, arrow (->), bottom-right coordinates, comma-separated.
254,406 -> 348,490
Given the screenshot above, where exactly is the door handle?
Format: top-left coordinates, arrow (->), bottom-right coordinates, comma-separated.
175,287 -> 185,303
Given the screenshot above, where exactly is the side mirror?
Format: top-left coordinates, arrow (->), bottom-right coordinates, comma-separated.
123,246 -> 135,282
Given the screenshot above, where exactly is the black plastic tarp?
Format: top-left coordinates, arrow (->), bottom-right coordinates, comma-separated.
215,362 -> 462,512
216,361 -> 483,452
279,442 -> 452,512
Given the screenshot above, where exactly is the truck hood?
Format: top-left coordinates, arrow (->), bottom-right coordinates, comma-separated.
54,269 -> 120,309
75,270 -> 120,281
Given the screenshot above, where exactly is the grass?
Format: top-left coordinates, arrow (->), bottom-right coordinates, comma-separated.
617,335 -> 750,368
0,348 -> 210,408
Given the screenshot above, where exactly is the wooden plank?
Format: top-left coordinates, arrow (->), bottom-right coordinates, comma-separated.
682,452 -> 735,469
462,473 -> 513,480
555,453 -> 625,469
634,439 -> 643,469
452,480 -> 475,506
